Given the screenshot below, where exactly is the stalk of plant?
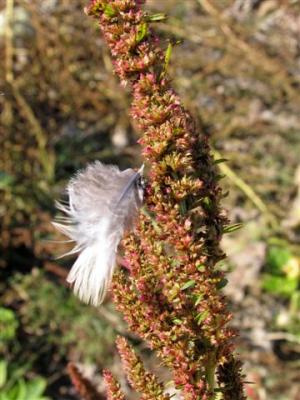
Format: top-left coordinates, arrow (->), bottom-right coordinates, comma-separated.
84,1 -> 246,399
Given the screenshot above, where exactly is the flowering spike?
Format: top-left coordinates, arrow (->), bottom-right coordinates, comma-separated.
85,0 -> 246,398
67,363 -> 103,400
217,356 -> 246,400
116,336 -> 170,400
103,370 -> 126,400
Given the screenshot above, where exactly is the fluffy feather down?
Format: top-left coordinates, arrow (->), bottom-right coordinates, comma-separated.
53,161 -> 143,306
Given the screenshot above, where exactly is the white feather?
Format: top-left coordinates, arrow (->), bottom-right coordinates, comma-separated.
53,161 -> 144,306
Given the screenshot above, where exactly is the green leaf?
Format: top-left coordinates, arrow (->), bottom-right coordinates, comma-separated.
25,377 -> 47,399
221,190 -> 230,198
202,196 -> 212,210
266,246 -> 292,275
172,318 -> 182,325
15,379 -> 27,400
213,158 -> 228,164
179,200 -> 187,215
223,223 -> 243,234
146,13 -> 166,22
262,275 -> 297,297
0,360 -> 7,388
0,307 -> 19,342
195,310 -> 209,325
103,4 -> 116,18
164,42 -> 173,69
181,280 -> 196,291
7,383 -> 19,400
161,42 -> 173,78
194,293 -> 204,306
136,23 -> 148,44
0,172 -> 15,189
196,264 -> 206,272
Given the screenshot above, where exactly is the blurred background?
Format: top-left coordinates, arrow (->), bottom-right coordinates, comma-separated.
0,0 -> 300,399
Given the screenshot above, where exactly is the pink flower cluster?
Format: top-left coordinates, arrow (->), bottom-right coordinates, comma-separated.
103,369 -> 126,400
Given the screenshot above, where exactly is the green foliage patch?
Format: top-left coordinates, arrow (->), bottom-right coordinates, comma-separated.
11,270 -> 117,364
0,360 -> 49,400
